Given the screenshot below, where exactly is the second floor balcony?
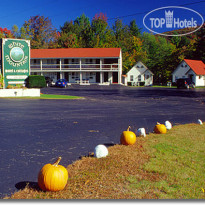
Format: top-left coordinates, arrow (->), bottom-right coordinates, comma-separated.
30,63 -> 120,72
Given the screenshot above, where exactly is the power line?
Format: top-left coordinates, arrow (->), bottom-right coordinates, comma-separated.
107,0 -> 205,21
0,0 -> 58,20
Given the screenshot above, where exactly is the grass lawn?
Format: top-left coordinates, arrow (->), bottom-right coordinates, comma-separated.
3,94 -> 83,100
5,123 -> 205,199
152,85 -> 177,88
40,94 -> 83,100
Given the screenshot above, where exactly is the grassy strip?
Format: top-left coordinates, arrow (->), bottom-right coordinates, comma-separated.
5,124 -> 205,199
2,94 -> 83,100
40,94 -> 83,99
143,124 -> 205,199
152,85 -> 177,88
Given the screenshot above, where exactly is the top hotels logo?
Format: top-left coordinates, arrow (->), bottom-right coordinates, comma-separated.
143,6 -> 204,36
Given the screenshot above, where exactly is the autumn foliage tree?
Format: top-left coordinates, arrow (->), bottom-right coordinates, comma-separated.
0,27 -> 13,38
23,15 -> 58,49
9,13 -> 205,84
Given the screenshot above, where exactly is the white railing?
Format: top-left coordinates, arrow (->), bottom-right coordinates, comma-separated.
30,64 -> 119,71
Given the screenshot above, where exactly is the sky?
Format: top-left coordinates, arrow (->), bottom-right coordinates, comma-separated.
0,0 -> 204,33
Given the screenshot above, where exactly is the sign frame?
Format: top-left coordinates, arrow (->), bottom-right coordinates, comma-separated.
1,38 -> 30,88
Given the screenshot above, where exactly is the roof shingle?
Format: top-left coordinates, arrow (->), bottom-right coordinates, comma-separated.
184,59 -> 205,75
30,48 -> 121,59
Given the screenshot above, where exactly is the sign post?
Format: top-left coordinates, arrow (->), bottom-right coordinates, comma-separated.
1,38 -> 30,88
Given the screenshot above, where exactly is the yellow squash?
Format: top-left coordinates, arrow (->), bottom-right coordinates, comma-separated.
38,157 -> 68,191
120,126 -> 137,145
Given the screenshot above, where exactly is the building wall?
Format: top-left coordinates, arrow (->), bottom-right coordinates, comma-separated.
126,62 -> 153,86
144,70 -> 153,86
30,57 -> 122,84
172,61 -> 205,86
195,75 -> 205,86
172,61 -> 191,82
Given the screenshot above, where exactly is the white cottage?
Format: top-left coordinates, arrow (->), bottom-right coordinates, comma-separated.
172,59 -> 205,86
126,61 -> 153,86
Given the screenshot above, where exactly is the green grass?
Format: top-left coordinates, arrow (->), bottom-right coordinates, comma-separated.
195,86 -> 205,89
40,94 -> 83,99
143,124 -> 205,199
152,85 -> 177,88
5,123 -> 205,199
3,94 -> 83,100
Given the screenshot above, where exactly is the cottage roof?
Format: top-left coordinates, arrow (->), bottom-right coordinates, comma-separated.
184,59 -> 205,75
30,48 -> 121,59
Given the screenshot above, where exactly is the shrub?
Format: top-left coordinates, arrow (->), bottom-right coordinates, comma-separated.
139,82 -> 145,86
25,75 -> 46,88
0,74 -> 4,89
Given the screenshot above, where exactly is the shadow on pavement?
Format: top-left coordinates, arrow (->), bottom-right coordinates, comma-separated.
15,181 -> 39,191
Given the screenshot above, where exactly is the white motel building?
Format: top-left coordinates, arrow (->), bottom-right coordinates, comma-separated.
30,48 -> 122,85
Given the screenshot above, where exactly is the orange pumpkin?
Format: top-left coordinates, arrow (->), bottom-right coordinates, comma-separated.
154,122 -> 167,134
38,157 -> 68,191
120,126 -> 137,145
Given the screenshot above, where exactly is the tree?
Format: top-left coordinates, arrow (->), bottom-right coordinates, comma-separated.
142,32 -> 175,84
112,19 -> 130,46
91,13 -> 108,47
129,20 -> 141,37
59,14 -> 93,48
58,32 -> 79,48
12,25 -> 20,38
123,36 -> 147,73
191,24 -> 205,61
0,27 -> 13,38
73,13 -> 91,35
19,27 -> 27,39
23,15 -> 58,49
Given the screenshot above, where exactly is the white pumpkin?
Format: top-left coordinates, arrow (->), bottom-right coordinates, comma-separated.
197,119 -> 203,125
165,121 -> 172,130
94,144 -> 108,158
136,128 -> 146,137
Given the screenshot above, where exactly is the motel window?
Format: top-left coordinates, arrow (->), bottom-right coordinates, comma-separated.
130,75 -> 134,81
70,59 -> 79,64
33,59 -> 40,64
47,59 -> 54,64
85,59 -> 93,64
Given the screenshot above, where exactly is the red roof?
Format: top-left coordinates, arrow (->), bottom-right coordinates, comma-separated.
31,48 -> 121,59
184,59 -> 205,75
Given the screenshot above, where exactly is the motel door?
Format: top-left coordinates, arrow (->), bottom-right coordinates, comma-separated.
104,72 -> 108,82
96,72 -> 100,83
112,72 -> 118,83
64,72 -> 69,82
57,73 -> 60,80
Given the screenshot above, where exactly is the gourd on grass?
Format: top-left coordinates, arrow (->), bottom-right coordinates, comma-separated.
154,122 -> 167,134
94,144 -> 108,158
120,126 -> 137,145
38,157 -> 68,192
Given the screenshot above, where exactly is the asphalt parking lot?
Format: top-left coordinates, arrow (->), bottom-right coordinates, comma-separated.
0,85 -> 205,198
